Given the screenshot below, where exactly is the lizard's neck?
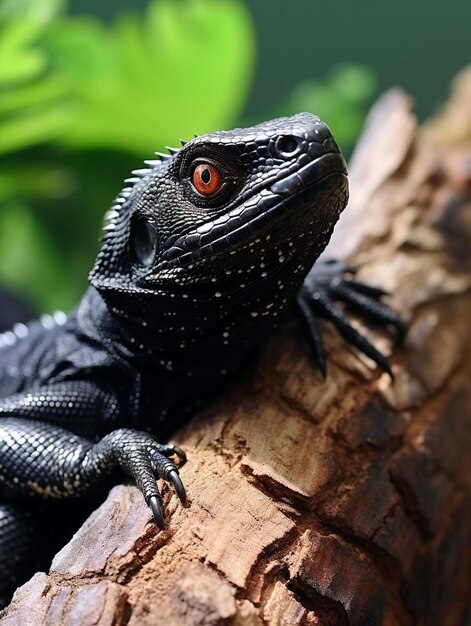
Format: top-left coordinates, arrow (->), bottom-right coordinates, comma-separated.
78,237 -> 315,376
76,286 -> 274,378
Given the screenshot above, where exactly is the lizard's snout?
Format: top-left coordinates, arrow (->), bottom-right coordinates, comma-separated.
272,121 -> 340,162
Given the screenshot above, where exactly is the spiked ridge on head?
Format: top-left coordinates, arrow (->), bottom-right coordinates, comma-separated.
155,152 -> 172,162
100,144 -> 188,237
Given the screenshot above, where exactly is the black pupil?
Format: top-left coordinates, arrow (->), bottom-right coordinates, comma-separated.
200,168 -> 211,184
132,217 -> 157,266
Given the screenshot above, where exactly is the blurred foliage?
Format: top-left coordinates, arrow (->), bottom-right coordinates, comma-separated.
0,0 -> 254,155
0,0 -> 72,155
0,0 -> 255,310
0,0 -> 375,314
44,0 -> 254,153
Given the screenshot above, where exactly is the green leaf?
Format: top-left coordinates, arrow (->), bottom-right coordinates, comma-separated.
0,76 -> 66,115
0,0 -> 71,154
0,0 -> 256,311
0,0 -> 64,84
44,0 -> 255,154
0,103 -> 74,154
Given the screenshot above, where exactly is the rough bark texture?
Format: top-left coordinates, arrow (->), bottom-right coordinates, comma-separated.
2,71 -> 471,626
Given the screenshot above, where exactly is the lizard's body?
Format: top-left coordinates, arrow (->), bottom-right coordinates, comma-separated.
0,114 -> 402,605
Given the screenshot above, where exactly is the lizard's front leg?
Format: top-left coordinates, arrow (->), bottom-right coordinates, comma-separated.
0,382 -> 187,528
295,259 -> 406,376
0,418 -> 186,527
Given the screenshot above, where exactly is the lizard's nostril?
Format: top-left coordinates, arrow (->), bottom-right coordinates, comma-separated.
275,135 -> 301,158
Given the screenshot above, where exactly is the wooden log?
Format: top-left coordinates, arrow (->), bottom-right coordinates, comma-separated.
2,74 -> 471,626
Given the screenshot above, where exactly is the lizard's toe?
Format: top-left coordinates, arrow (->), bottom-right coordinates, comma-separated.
297,259 -> 406,378
157,443 -> 187,466
107,429 -> 188,529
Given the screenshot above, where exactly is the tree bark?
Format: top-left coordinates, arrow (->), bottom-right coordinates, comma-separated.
2,71 -> 471,626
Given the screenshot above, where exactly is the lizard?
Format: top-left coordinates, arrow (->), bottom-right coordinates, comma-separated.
0,113 -> 404,605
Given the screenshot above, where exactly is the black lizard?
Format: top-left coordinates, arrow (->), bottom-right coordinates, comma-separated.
0,113 -> 404,605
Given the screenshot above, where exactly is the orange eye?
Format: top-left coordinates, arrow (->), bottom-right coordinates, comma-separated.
192,163 -> 223,195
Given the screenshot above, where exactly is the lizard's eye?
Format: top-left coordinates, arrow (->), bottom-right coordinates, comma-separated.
131,216 -> 158,267
192,163 -> 223,196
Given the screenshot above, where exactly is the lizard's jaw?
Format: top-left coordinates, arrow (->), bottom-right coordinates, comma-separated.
161,152 -> 348,269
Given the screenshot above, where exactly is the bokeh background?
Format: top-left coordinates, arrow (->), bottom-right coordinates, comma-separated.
1,0 -> 470,313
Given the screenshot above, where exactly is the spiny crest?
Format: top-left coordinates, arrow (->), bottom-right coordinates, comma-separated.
154,152 -> 171,162
101,142 -> 187,240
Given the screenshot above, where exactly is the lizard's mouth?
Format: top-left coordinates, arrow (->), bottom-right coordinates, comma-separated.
162,152 -> 348,268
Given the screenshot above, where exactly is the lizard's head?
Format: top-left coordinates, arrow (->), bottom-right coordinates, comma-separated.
90,113 -> 348,325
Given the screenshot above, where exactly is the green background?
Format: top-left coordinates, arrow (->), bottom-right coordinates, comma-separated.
71,0 -> 471,121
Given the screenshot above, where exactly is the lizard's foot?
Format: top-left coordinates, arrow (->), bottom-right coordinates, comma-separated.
105,430 -> 187,530
296,260 -> 406,378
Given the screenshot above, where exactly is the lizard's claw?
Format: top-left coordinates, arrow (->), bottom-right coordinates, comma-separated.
167,469 -> 186,504
149,495 -> 165,530
296,259 -> 406,378
107,430 -> 188,530
151,446 -> 187,506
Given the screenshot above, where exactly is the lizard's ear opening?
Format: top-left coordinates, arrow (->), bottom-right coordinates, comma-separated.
130,215 -> 158,267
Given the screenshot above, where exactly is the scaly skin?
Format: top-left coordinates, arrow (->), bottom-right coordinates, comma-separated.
0,113 -> 404,604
